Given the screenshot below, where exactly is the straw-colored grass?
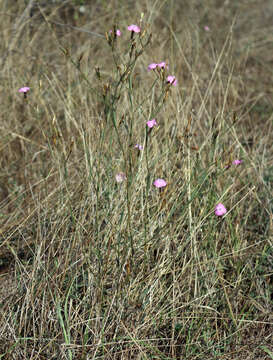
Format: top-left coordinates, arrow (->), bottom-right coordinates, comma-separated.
0,0 -> 272,359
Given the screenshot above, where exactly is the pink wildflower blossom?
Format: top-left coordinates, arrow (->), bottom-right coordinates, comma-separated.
214,203 -> 227,216
232,159 -> 242,165
146,119 -> 157,128
148,62 -> 167,71
18,87 -> 30,93
204,26 -> 210,31
148,63 -> 158,70
157,62 -> 167,68
127,24 -> 140,33
153,178 -> 167,188
167,75 -> 177,86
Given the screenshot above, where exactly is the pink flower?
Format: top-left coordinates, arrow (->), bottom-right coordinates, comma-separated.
214,203 -> 227,216
153,178 -> 167,188
148,62 -> 167,71
204,26 -> 210,31
157,62 -> 167,69
135,144 -> 143,150
146,119 -> 157,128
148,63 -> 158,70
109,29 -> 121,36
127,24 -> 140,33
167,75 -> 177,86
18,87 -> 30,93
232,159 -> 242,165
115,172 -> 126,183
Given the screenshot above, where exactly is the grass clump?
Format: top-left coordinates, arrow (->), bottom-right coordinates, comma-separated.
0,0 -> 272,359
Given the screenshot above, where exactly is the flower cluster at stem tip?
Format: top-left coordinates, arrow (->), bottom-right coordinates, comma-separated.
108,24 -> 140,37
148,62 -> 167,70
148,61 -> 177,86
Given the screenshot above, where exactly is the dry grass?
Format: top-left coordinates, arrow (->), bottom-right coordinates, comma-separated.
0,0 -> 272,359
